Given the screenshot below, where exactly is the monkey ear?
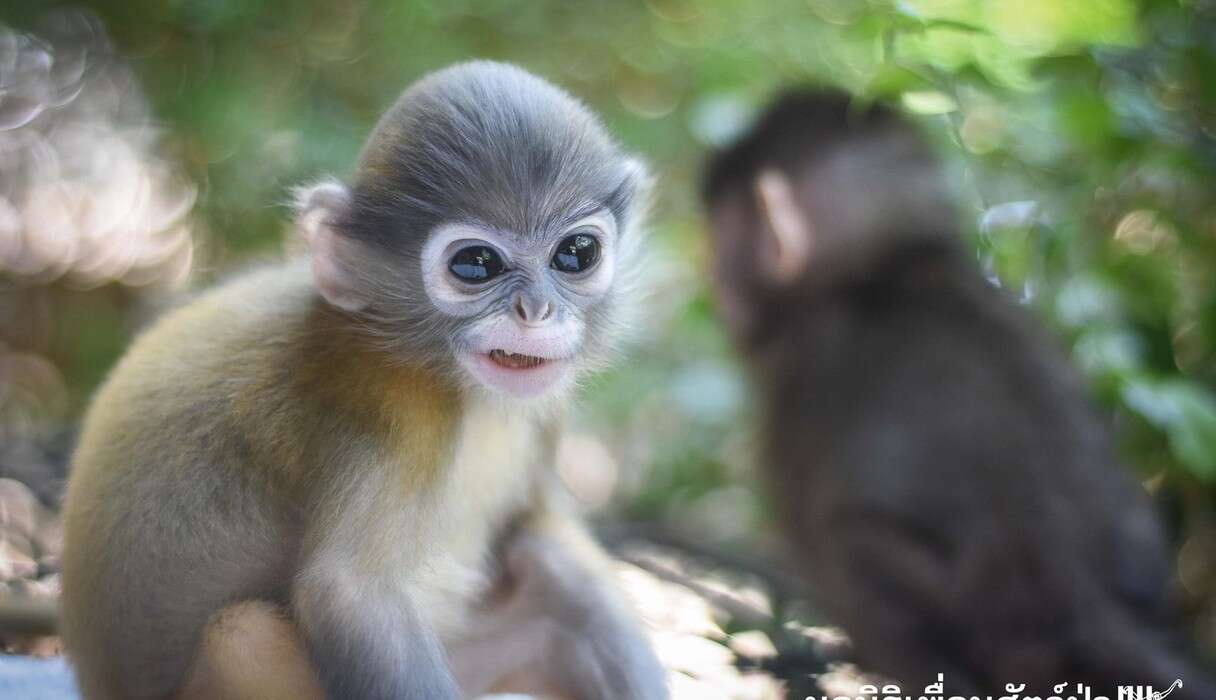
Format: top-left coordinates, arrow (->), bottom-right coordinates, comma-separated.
753,169 -> 814,284
622,156 -> 653,199
611,157 -> 654,226
294,181 -> 369,313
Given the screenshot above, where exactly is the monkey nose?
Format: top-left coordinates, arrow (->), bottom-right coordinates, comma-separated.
512,291 -> 554,325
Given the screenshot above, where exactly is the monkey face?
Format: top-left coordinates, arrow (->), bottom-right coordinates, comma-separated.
419,212 -> 619,399
299,63 -> 649,400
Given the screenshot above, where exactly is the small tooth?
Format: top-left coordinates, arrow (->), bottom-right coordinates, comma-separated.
487,349 -> 546,368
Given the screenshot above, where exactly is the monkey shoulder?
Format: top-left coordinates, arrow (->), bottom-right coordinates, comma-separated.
72,263 -> 329,476
101,262 -> 314,381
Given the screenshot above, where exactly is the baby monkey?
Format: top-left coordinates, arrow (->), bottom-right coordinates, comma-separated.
702,92 -> 1214,696
61,62 -> 667,700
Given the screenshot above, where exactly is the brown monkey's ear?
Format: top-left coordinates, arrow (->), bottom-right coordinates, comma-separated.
294,181 -> 369,313
753,169 -> 813,284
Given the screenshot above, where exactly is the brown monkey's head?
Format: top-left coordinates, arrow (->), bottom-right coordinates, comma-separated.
700,90 -> 955,346
296,62 -> 650,401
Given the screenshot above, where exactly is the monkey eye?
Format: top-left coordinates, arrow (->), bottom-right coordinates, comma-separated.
551,233 -> 600,274
449,245 -> 506,283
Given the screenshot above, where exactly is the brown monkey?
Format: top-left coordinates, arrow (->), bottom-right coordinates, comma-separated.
702,90 -> 1214,697
61,61 -> 668,700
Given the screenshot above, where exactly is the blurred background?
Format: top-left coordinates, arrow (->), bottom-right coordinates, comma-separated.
0,0 -> 1213,685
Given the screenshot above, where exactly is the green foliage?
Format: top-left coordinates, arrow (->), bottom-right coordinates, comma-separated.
3,0 -> 1213,533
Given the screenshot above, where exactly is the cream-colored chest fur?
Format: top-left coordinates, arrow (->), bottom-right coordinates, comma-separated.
409,399 -> 542,639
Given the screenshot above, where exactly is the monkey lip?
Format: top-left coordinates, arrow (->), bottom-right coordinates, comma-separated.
461,349 -> 572,398
487,349 -> 549,370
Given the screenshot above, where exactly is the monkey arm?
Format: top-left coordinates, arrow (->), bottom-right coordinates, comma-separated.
484,491 -> 670,700
290,473 -> 463,700
292,557 -> 461,700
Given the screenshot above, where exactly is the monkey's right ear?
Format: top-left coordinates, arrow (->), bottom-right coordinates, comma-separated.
753,169 -> 813,284
294,181 -> 369,313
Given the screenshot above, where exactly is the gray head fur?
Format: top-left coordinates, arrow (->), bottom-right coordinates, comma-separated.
348,61 -> 643,245
305,61 -> 650,396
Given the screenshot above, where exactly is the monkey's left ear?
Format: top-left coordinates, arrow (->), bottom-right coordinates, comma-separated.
611,157 -> 654,227
294,181 -> 370,313
753,169 -> 813,284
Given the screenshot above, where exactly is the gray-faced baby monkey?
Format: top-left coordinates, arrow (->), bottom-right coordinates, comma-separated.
60,61 -> 668,700
702,91 -> 1215,697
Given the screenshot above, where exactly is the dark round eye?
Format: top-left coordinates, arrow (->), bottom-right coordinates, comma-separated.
551,233 -> 600,274
449,245 -> 506,283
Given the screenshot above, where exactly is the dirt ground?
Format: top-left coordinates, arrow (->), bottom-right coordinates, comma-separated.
0,476 -> 876,699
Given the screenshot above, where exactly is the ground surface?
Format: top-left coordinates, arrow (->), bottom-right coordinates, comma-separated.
0,477 -> 874,699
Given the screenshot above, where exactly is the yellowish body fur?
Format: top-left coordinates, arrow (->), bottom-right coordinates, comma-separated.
61,263 -> 560,698
62,60 -> 669,700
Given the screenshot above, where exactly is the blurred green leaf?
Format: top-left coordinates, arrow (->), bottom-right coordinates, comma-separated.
2,0 -> 1214,581
1122,378 -> 1216,480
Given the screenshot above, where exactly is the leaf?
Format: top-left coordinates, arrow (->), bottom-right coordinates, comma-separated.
893,2 -> 992,35
1121,378 -> 1216,480
862,64 -> 935,98
1170,387 -> 1216,481
900,90 -> 958,114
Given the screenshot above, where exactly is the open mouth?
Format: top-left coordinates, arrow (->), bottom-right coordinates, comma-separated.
462,348 -> 571,398
488,349 -> 548,370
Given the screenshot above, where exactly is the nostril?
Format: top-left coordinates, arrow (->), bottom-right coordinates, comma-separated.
513,293 -> 554,325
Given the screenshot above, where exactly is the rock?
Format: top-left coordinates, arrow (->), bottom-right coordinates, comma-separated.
728,630 -> 777,660
0,479 -> 46,541
787,621 -> 852,660
10,575 -> 58,600
816,662 -> 891,698
614,559 -> 785,699
32,517 -> 63,561
0,539 -> 37,582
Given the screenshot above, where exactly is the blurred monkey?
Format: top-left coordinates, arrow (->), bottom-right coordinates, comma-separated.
702,91 -> 1214,697
60,61 -> 667,700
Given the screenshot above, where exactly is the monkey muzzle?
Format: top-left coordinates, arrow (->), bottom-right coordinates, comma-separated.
460,346 -> 572,399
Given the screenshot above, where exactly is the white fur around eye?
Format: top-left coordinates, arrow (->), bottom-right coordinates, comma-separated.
421,223 -> 513,317
552,213 -> 616,297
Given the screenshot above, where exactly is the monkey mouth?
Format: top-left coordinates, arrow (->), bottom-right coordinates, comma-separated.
462,348 -> 571,399
487,349 -> 549,370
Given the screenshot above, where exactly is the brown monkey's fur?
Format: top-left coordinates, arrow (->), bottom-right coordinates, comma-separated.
702,91 -> 1216,697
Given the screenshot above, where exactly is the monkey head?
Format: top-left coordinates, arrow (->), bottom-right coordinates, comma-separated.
296,62 -> 650,400
700,91 -> 955,348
